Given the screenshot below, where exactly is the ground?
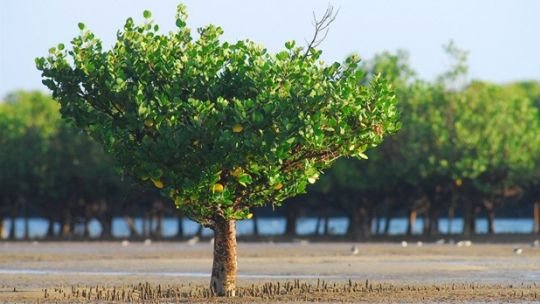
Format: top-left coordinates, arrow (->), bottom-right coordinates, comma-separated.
0,240 -> 539,302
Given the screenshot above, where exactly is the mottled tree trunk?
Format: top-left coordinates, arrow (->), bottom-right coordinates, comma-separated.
210,217 -> 237,297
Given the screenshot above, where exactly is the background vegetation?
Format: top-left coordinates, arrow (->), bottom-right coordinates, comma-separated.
1,47 -> 540,240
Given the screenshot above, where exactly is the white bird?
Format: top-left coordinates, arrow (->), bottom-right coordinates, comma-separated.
187,236 -> 199,245
456,240 -> 472,247
513,247 -> 523,255
350,245 -> 359,255
417,241 -> 423,247
121,240 -> 129,247
435,239 -> 445,245
401,241 -> 408,247
144,238 -> 152,246
531,240 -> 539,247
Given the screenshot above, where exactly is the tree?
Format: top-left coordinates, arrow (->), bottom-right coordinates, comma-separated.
37,5 -> 399,296
0,91 -> 60,239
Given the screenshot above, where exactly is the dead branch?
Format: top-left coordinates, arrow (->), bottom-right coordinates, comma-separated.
302,5 -> 339,59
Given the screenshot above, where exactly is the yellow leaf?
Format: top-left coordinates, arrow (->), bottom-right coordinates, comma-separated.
232,124 -> 243,133
212,183 -> 224,193
151,178 -> 164,189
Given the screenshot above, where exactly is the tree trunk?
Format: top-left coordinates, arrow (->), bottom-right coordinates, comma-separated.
284,210 -> 297,237
462,201 -> 476,237
24,216 -> 30,240
427,209 -> 439,236
383,207 -> 394,236
8,214 -> 16,240
0,217 -> 3,239
422,212 -> 430,236
100,217 -> 113,239
252,213 -> 259,236
484,200 -> 495,235
210,217 -> 237,297
47,218 -> 55,238
154,213 -> 163,238
533,202 -> 539,234
447,206 -> 455,235
142,214 -> 148,237
314,217 -> 321,235
375,217 -> 381,235
125,215 -> 139,237
83,218 -> 90,238
196,224 -> 204,237
323,215 -> 330,235
23,201 -> 29,240
406,210 -> 416,236
176,215 -> 184,239
348,207 -> 370,240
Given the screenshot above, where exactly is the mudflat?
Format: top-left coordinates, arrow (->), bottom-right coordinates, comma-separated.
0,241 -> 539,303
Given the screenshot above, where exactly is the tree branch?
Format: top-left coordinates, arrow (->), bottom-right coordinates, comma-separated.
302,5 -> 339,60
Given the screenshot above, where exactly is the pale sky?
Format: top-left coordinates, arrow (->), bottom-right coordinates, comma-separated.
1,0 -> 539,98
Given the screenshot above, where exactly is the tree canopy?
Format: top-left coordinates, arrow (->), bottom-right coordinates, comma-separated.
36,5 -> 399,227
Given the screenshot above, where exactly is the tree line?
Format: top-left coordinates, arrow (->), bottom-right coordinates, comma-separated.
2,47 -> 540,240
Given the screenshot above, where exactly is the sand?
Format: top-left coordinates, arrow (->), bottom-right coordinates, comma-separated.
0,240 -> 539,302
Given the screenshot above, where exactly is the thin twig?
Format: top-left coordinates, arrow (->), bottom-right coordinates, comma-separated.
302,5 -> 339,59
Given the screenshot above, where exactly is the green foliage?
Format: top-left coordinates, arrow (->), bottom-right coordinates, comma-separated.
0,91 -> 60,204
323,45 -> 540,207
36,5 -> 399,225
0,91 -> 124,215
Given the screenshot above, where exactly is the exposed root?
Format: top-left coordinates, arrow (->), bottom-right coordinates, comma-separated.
23,280 -> 540,303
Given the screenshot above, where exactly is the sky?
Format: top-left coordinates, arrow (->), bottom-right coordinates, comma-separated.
1,0 -> 539,98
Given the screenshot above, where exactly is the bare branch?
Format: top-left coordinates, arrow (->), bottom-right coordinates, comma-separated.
302,5 -> 339,59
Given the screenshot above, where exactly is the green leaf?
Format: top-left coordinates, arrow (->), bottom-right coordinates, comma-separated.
358,152 -> 368,159
143,10 -> 152,19
78,22 -> 85,30
176,18 -> 186,28
284,40 -> 295,50
238,174 -> 253,187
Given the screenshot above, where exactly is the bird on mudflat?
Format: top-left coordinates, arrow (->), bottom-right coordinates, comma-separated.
350,245 -> 359,255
